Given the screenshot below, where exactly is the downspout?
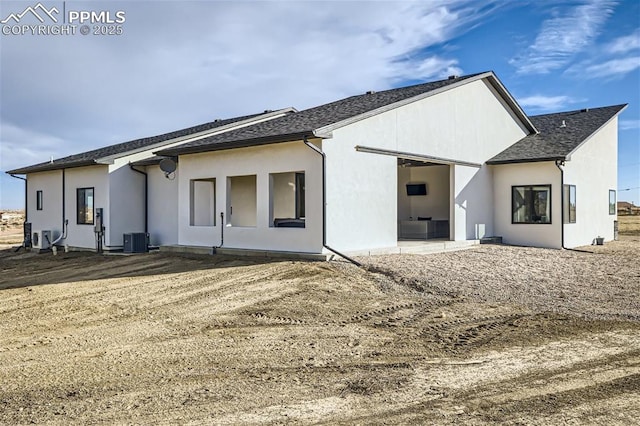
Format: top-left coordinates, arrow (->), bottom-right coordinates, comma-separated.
9,174 -> 27,250
303,137 -> 362,267
8,174 -> 27,219
51,169 -> 68,251
555,160 -> 566,249
129,164 -> 148,234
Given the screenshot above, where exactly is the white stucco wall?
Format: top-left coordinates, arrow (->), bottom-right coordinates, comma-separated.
19,112 -> 292,251
397,165 -> 449,221
26,170 -> 64,240
108,162 -> 146,247
26,166 -> 109,249
563,118 -> 618,247
324,144 -> 398,251
324,78 -> 528,250
332,79 -> 528,162
147,165 -> 178,246
452,165 -> 494,240
98,111 -> 294,248
64,165 -> 110,249
177,141 -> 323,253
492,162 -> 562,248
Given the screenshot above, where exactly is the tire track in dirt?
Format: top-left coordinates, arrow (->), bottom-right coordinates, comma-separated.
1,244 -> 639,425
457,348 -> 640,423
296,331 -> 640,425
248,301 -> 430,326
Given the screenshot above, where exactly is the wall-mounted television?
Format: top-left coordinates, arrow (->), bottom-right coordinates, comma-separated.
406,183 -> 427,196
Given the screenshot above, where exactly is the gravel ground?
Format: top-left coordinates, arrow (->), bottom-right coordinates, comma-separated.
359,235 -> 640,322
0,236 -> 638,424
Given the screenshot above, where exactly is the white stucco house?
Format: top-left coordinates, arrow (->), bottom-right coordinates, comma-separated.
6,109 -> 295,250
7,71 -> 626,254
487,104 -> 625,248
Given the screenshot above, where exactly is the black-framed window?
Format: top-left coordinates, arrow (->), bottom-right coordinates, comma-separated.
563,185 -> 576,224
512,185 -> 552,224
36,190 -> 43,211
269,171 -> 306,228
77,187 -> 94,224
609,190 -> 616,215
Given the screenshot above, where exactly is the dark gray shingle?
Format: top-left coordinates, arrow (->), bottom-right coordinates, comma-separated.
6,112 -> 270,174
487,104 -> 627,164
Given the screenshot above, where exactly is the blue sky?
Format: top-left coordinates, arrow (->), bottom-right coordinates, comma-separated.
1,0 -> 639,209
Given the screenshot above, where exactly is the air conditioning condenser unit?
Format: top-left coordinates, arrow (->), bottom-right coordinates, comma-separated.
32,230 -> 52,250
123,233 -> 148,253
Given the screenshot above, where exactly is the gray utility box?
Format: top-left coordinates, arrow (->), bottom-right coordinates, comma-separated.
123,233 -> 148,253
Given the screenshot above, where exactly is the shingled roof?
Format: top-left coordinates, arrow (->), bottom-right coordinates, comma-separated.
6,110 -> 290,175
158,71 -> 534,156
487,104 -> 627,165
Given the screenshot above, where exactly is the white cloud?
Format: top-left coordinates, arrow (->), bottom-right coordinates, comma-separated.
0,0 -> 495,171
510,0 -> 616,74
398,56 -> 463,81
606,30 -> 640,53
518,95 -> 583,112
563,27 -> 640,80
619,119 -> 640,130
580,56 -> 640,78
0,122 -> 72,171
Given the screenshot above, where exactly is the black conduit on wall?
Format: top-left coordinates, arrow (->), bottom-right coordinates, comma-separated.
62,169 -> 66,235
62,169 -> 65,226
52,169 -> 69,246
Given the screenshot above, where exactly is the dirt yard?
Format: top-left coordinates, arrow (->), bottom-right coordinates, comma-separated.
0,237 -> 638,425
619,214 -> 640,235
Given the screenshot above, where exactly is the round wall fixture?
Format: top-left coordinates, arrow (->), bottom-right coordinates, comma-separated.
159,158 -> 177,174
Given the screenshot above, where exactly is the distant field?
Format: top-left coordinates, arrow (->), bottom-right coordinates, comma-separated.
0,210 -> 24,245
0,229 -> 22,245
619,215 -> 640,235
